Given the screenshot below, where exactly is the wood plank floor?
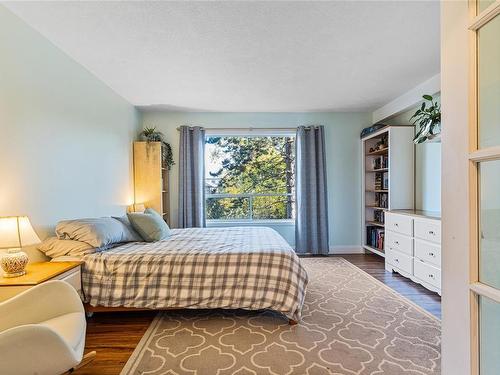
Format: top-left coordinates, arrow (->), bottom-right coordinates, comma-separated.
77,253 -> 441,374
339,254 -> 441,318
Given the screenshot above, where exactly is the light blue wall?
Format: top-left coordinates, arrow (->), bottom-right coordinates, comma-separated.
139,111 -> 371,249
386,96 -> 442,212
0,6 -> 140,241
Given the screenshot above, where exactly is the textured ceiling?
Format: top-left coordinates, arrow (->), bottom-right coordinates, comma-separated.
4,1 -> 440,112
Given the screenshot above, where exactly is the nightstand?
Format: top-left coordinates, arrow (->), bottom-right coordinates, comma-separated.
0,261 -> 83,302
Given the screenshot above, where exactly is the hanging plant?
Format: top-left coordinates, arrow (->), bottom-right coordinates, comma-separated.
140,126 -> 175,170
411,94 -> 441,144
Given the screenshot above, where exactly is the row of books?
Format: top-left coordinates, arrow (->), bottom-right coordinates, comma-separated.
374,192 -> 388,208
371,155 -> 388,170
374,172 -> 389,190
373,210 -> 385,224
367,226 -> 385,251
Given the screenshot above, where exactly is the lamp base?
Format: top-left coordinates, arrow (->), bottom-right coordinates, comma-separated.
2,270 -> 26,278
0,248 -> 29,278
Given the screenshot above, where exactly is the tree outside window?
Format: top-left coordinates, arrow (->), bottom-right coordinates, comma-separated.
205,136 -> 295,221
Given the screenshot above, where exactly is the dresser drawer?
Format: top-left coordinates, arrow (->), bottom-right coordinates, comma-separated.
413,259 -> 441,288
386,249 -> 413,274
385,214 -> 413,236
385,231 -> 413,256
414,219 -> 441,244
414,239 -> 441,267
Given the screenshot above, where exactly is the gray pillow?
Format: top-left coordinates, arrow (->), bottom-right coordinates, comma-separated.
38,237 -> 96,258
112,215 -> 143,242
127,208 -> 171,242
55,217 -> 141,248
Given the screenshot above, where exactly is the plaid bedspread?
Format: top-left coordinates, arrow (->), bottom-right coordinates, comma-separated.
81,227 -> 308,321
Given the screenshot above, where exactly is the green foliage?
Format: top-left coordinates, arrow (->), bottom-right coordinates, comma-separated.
411,95 -> 441,144
140,126 -> 175,170
141,127 -> 163,142
206,136 -> 295,220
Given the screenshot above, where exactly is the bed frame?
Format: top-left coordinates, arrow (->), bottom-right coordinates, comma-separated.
83,304 -> 298,325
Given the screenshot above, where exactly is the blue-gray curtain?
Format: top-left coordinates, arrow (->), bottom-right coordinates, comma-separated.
295,125 -> 329,254
178,126 -> 206,228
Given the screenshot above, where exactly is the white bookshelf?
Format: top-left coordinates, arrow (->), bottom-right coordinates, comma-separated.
361,126 -> 414,257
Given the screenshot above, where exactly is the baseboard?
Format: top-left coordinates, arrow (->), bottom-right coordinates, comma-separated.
329,246 -> 364,254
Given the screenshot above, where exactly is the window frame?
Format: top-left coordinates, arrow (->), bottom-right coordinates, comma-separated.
467,1 -> 500,374
204,129 -> 296,224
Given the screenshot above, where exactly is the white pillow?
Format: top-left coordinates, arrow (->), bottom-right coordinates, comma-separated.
38,237 -> 95,258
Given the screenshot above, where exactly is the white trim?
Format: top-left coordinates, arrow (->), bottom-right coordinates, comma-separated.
468,1 -> 500,31
205,128 -> 296,137
470,282 -> 500,304
207,193 -> 292,198
206,219 -> 294,227
372,74 -> 441,124
469,146 -> 500,162
329,245 -> 364,254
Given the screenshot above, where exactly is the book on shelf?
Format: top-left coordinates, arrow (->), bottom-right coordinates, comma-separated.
373,210 -> 385,224
374,192 -> 388,208
375,172 -> 382,190
371,155 -> 389,170
382,172 -> 389,190
366,226 -> 385,251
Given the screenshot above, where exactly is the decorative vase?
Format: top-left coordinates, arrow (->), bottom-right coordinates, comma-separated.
1,249 -> 29,277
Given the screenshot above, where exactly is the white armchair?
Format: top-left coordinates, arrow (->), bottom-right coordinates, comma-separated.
0,280 -> 94,375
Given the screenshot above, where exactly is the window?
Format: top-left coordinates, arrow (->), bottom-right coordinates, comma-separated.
468,2 -> 500,374
205,134 -> 295,221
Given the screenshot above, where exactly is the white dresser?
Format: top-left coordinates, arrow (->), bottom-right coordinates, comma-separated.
384,210 -> 441,295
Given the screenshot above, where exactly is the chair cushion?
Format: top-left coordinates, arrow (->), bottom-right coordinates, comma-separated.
40,312 -> 86,351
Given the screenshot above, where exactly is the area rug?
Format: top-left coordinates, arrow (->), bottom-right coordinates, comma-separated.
121,257 -> 441,375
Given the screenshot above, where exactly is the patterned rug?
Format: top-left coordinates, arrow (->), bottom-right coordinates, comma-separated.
121,257 -> 441,375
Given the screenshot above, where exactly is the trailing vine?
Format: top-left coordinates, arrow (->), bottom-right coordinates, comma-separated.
140,127 -> 175,170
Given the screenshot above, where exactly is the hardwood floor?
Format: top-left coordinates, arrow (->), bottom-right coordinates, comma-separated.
339,254 -> 441,319
78,311 -> 157,375
77,253 -> 441,374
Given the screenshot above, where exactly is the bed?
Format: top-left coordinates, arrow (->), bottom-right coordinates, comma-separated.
80,227 -> 308,323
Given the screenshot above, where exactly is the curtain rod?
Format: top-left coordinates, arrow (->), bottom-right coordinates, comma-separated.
176,127 -> 298,131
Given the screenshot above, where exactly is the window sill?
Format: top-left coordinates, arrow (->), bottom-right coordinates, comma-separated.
206,220 -> 295,227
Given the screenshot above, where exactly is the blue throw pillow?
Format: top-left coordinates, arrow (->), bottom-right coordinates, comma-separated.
127,208 -> 171,242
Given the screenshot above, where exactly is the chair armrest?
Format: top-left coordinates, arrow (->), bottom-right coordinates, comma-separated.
0,324 -> 81,375
0,280 -> 84,331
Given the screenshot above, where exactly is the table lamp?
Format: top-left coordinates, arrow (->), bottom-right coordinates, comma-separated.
128,203 -> 146,213
0,216 -> 40,277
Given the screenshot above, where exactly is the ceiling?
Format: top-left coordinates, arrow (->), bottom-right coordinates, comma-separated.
4,1 -> 440,112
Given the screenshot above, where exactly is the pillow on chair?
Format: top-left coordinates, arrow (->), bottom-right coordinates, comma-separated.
127,208 -> 171,242
55,217 -> 142,248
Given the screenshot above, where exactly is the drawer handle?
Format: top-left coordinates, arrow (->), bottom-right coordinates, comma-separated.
394,258 -> 399,263
394,241 -> 399,245
394,223 -> 399,227
428,230 -> 435,235
428,274 -> 434,279
428,252 -> 435,257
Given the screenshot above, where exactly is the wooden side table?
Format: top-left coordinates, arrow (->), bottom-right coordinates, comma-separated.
0,261 -> 83,302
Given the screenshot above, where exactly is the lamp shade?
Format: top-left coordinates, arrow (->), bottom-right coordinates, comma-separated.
0,216 -> 40,249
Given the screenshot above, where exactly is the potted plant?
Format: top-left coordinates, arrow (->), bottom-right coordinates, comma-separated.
411,94 -> 441,144
140,127 -> 175,170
